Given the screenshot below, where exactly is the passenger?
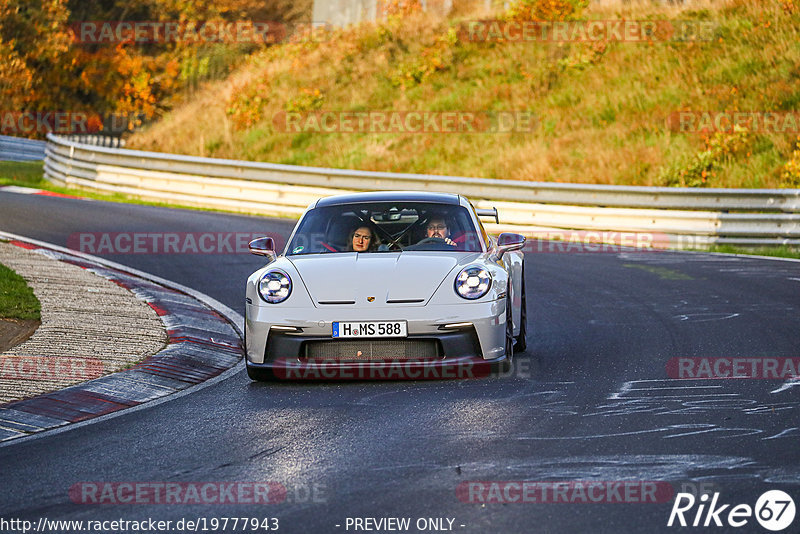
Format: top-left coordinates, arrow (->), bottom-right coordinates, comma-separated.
347,225 -> 380,252
424,216 -> 457,247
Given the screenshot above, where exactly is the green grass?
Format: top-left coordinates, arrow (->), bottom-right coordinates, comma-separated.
128,1 -> 800,189
706,245 -> 800,260
0,262 -> 41,321
623,263 -> 693,280
0,161 -> 45,188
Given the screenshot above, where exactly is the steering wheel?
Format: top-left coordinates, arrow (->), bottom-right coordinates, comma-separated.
416,237 -> 448,245
405,237 -> 458,251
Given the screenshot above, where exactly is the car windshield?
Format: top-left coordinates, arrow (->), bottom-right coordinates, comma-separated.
286,201 -> 484,255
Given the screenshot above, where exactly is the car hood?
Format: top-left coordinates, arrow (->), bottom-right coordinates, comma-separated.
288,253 -> 470,306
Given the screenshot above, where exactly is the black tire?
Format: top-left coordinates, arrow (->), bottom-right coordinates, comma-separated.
514,265 -> 528,353
501,281 -> 514,373
246,362 -> 272,381
247,364 -> 277,381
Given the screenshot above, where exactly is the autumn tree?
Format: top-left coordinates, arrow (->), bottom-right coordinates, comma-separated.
1,0 -> 310,137
0,0 -> 72,110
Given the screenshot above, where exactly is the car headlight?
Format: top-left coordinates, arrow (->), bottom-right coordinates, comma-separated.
454,266 -> 491,300
258,270 -> 292,303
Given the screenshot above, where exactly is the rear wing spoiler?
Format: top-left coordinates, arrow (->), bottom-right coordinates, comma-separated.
476,207 -> 499,224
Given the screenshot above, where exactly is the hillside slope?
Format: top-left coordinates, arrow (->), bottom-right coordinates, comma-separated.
129,0 -> 800,188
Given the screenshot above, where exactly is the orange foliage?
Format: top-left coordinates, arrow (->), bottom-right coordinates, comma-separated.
379,0 -> 425,17
0,0 -> 303,137
506,0 -> 588,21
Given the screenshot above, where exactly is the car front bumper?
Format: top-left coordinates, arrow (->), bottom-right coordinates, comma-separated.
245,353 -> 509,380
245,299 -> 509,376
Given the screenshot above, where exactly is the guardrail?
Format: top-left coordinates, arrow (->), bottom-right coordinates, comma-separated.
62,135 -> 126,148
0,135 -> 46,162
44,133 -> 800,248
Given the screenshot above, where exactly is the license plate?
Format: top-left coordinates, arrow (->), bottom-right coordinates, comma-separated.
332,321 -> 407,338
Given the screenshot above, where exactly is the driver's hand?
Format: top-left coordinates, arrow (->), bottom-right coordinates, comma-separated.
444,237 -> 456,247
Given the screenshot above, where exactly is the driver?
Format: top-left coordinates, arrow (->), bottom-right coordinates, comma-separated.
424,215 -> 457,247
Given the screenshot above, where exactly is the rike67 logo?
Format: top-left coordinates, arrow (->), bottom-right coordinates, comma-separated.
668,490 -> 795,531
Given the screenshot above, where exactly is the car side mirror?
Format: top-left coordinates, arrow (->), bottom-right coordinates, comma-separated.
494,233 -> 526,260
249,237 -> 276,260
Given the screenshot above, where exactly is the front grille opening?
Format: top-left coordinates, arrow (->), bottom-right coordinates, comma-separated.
303,339 -> 442,361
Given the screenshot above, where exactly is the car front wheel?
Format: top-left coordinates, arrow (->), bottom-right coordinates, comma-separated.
502,281 -> 514,372
514,265 -> 527,353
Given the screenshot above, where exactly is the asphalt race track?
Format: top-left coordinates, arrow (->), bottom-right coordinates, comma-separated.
1,191 -> 799,533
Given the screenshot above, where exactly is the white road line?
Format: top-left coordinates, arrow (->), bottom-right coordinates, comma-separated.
771,380 -> 800,394
0,185 -> 41,194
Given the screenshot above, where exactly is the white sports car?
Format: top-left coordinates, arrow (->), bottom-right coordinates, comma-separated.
244,191 -> 526,380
